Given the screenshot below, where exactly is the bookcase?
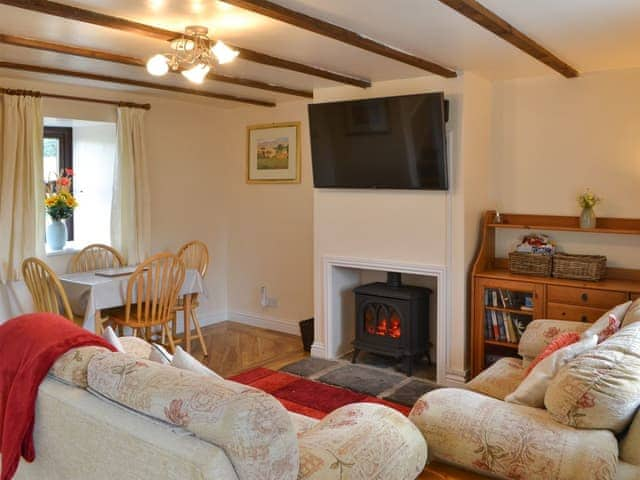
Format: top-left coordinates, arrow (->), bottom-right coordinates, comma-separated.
471,211 -> 640,377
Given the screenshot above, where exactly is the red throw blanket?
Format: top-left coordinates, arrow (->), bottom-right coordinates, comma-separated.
0,313 -> 116,480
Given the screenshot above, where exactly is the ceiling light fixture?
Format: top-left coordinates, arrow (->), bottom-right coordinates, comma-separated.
146,25 -> 239,83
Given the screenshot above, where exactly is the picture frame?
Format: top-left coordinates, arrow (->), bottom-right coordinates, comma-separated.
246,122 -> 301,184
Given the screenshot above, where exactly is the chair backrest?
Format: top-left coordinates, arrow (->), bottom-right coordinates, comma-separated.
177,240 -> 209,277
124,253 -> 185,328
22,257 -> 74,321
69,244 -> 126,273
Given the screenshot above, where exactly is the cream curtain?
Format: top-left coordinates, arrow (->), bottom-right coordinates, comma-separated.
111,107 -> 151,265
0,93 -> 44,284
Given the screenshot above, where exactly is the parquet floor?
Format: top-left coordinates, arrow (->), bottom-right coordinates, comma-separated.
190,321 -> 486,480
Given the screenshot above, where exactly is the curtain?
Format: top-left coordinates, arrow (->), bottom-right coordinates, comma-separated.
111,107 -> 151,265
0,93 -> 44,284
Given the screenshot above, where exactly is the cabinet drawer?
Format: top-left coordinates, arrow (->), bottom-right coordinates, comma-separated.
547,285 -> 627,309
632,293 -> 640,301
547,303 -> 606,323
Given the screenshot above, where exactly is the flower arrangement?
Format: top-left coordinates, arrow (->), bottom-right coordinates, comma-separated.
578,189 -> 601,209
45,168 -> 78,221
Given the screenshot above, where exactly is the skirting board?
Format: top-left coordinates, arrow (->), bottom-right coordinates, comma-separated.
227,311 -> 301,336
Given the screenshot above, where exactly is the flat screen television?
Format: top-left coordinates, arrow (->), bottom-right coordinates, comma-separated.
308,92 -> 448,190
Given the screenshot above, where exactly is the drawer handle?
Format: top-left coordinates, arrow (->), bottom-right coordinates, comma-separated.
581,293 -> 589,302
581,315 -> 588,323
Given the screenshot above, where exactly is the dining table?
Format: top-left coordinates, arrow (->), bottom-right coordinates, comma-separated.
59,268 -> 205,353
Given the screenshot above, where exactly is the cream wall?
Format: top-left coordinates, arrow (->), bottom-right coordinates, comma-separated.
0,75 -> 229,323
491,68 -> 640,267
224,101 -> 314,333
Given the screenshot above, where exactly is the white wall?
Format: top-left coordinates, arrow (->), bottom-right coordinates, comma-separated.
491,67 -> 640,267
0,75 -> 229,323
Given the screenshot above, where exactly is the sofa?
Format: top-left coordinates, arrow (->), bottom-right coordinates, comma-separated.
13,338 -> 427,480
410,316 -> 640,480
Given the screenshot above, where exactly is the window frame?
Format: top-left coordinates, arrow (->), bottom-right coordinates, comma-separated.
43,126 -> 74,240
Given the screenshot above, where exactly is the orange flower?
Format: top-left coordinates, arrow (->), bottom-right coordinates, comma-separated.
58,177 -> 70,186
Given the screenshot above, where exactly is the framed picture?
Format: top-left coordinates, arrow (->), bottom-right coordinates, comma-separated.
247,122 -> 301,184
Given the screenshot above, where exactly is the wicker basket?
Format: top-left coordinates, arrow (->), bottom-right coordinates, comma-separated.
552,253 -> 607,281
508,252 -> 552,277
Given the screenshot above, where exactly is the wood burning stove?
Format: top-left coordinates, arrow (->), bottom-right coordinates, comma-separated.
352,272 -> 431,375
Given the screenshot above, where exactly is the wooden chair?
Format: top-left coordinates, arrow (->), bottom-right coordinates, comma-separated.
22,257 -> 82,327
104,253 -> 185,352
173,240 -> 209,356
69,244 -> 125,273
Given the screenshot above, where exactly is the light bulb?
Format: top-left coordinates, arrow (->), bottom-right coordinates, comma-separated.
211,40 -> 239,64
146,54 -> 169,76
181,64 -> 210,84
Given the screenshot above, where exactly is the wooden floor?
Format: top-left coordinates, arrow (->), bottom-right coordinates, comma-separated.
190,321 -> 486,480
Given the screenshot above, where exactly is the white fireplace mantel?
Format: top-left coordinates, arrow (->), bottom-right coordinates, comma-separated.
313,255 -> 459,385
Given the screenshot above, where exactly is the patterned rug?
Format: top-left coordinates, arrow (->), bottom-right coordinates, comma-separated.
229,367 -> 411,418
280,356 -> 441,407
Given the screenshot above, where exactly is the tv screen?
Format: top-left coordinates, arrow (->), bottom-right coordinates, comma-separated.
308,92 -> 448,190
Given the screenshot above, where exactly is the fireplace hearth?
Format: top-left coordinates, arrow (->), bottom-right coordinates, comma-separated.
352,272 -> 432,375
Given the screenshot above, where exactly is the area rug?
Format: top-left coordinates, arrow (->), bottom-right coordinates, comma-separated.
229,367 -> 411,419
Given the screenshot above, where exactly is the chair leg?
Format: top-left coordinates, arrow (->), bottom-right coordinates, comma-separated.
192,310 -> 208,357
163,324 -> 176,354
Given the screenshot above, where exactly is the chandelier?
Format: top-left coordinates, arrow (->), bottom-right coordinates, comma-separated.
146,25 -> 239,84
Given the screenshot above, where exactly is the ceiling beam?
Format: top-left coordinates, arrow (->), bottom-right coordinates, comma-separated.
0,0 -> 371,88
0,33 -> 313,98
221,0 -> 457,78
437,0 -> 578,78
0,61 -> 276,107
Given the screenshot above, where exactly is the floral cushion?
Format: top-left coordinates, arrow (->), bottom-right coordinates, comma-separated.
409,388 -> 618,480
518,320 -> 591,366
581,301 -> 631,341
48,346 -> 112,388
118,336 -> 153,359
87,352 -> 299,480
466,357 -> 524,400
545,321 -> 640,433
622,297 -> 640,328
298,403 -> 427,480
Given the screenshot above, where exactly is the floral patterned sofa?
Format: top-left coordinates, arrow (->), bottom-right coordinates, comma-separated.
409,318 -> 640,480
13,338 -> 427,480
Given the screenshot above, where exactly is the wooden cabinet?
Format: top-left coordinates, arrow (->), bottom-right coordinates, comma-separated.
471,211 -> 640,377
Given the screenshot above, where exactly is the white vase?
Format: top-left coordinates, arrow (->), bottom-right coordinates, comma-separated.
46,219 -> 67,250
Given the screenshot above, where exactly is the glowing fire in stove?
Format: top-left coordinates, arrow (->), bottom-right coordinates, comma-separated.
365,309 -> 402,338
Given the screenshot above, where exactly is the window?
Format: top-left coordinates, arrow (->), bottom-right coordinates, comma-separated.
44,127 -> 74,240
43,119 -> 117,248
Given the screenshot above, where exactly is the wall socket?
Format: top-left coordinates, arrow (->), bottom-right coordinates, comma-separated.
260,286 -> 278,308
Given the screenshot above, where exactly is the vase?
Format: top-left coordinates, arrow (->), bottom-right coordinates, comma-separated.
46,219 -> 67,250
579,207 -> 596,229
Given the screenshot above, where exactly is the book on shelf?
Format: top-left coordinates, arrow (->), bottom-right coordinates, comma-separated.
491,310 -> 500,340
491,290 -> 498,307
485,310 -> 493,340
497,313 -> 507,341
505,313 -> 518,344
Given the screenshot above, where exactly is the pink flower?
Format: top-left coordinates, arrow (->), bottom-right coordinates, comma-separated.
58,177 -> 70,186
544,327 -> 560,339
411,399 -> 429,416
577,393 -> 595,409
65,168 -> 73,176
164,399 -> 190,426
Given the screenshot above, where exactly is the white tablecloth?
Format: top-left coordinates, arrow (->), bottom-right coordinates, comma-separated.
60,269 -> 205,330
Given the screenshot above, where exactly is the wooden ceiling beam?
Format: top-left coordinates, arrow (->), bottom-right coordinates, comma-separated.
221,0 -> 457,78
0,0 -> 371,88
437,0 -> 578,78
0,33 -> 313,98
0,61 -> 276,107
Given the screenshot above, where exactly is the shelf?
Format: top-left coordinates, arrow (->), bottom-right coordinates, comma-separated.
484,306 -> 534,315
484,340 -> 519,349
488,223 -> 640,235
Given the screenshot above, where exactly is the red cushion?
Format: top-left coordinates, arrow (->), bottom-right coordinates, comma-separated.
597,315 -> 621,343
525,331 -> 581,376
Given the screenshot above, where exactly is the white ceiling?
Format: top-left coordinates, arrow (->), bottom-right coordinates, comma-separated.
0,0 -> 639,107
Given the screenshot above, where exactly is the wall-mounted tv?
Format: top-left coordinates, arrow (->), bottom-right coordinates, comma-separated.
308,92 -> 448,190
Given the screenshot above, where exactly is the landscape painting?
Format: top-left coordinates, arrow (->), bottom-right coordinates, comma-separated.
247,122 -> 300,183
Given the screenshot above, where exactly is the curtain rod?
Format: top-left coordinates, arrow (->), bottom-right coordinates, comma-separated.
0,88 -> 151,110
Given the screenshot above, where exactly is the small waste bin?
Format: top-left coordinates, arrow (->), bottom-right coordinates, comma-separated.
299,318 -> 314,352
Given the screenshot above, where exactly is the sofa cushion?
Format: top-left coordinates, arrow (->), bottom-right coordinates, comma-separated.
621,410 -> 640,466
518,319 -> 591,366
298,403 -> 427,480
581,301 -> 631,341
87,352 -> 299,480
466,357 -> 524,400
622,297 -> 640,328
505,335 -> 597,408
171,346 -> 222,380
409,388 -> 618,480
525,331 -> 581,375
48,346 -> 111,388
545,322 -> 640,433
118,336 -> 153,359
